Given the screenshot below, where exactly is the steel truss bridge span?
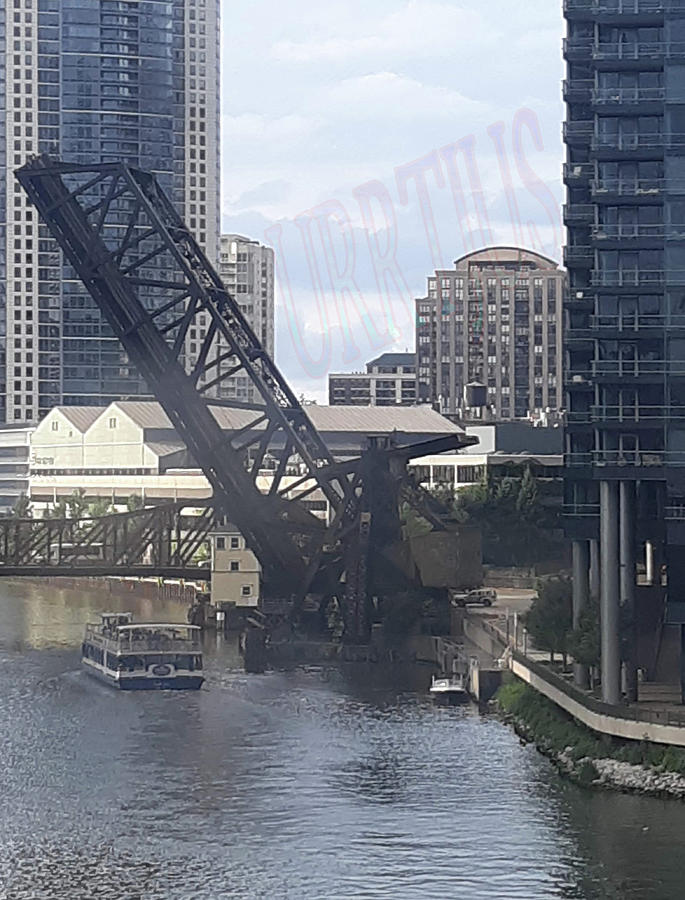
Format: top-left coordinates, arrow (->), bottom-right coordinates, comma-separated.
0,501 -> 221,579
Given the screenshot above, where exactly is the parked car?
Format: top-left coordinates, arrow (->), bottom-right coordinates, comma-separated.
451,588 -> 497,608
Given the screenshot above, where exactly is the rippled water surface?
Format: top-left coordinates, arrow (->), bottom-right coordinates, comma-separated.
1,581 -> 685,899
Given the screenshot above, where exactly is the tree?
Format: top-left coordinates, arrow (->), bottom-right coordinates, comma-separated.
516,465 -> 538,519
567,595 -> 600,670
126,494 -> 144,512
45,497 -> 69,520
194,541 -> 210,563
67,488 -> 89,521
88,497 -> 113,518
10,494 -> 32,518
449,464 -> 564,567
524,577 -> 573,664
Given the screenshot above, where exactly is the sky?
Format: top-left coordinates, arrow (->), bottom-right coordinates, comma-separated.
220,0 -> 566,401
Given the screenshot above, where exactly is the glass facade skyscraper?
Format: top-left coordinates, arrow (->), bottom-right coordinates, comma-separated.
563,0 -> 685,703
1,0 -> 219,422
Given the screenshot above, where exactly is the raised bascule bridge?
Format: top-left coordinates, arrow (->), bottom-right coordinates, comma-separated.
3,157 -> 477,640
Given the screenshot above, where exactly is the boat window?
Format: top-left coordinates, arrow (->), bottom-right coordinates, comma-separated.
143,654 -> 164,667
85,645 -> 105,665
119,655 -> 145,672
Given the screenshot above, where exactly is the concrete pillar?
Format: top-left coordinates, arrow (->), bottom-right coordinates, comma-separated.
600,480 -> 621,705
646,540 -> 655,586
589,538 -> 600,600
572,539 -> 590,689
619,481 -> 637,702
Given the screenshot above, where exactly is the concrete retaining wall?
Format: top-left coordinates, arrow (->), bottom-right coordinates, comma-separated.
512,655 -> 685,748
13,575 -> 198,605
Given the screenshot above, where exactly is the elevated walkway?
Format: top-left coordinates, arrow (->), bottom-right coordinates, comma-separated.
465,608 -> 685,747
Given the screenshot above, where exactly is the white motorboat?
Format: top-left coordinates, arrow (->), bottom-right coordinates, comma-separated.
430,673 -> 469,705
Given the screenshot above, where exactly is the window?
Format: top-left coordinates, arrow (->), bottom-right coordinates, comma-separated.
241,585 -> 252,597
230,561 -> 240,572
51,420 -> 58,432
230,536 -> 240,549
108,417 -> 117,429
215,537 -> 225,550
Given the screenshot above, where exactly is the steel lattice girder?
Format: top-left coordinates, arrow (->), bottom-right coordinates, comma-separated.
16,157 -> 362,596
0,501 -> 220,578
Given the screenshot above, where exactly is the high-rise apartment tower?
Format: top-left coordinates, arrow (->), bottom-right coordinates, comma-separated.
217,235 -> 274,405
415,247 -> 564,419
1,0 -> 220,422
564,0 -> 685,704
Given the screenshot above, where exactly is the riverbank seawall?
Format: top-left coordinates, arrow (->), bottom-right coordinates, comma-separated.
6,574 -> 200,606
465,611 -> 685,748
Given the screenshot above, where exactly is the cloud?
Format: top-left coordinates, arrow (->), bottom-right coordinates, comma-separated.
222,113 -> 319,145
273,1 -> 497,64
229,180 -> 293,212
321,72 -> 491,121
218,0 -> 566,396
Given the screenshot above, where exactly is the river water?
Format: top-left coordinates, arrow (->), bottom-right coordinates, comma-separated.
0,581 -> 684,899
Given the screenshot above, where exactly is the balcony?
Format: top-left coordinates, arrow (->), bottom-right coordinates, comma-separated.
566,450 -> 671,468
590,269 -> 665,287
563,79 -> 593,103
564,0 -> 595,16
563,502 -> 600,517
590,404 -> 685,421
565,0 -> 666,15
590,223 -> 663,242
563,245 -> 594,266
593,41 -> 664,63
566,410 -> 594,422
592,86 -> 665,108
592,359 -> 685,377
566,289 -> 595,308
566,369 -> 594,387
589,313 -> 685,331
564,162 -> 594,185
591,178 -> 663,198
590,133 -> 663,155
562,37 -> 593,61
563,203 -> 594,224
593,450 -> 668,467
564,120 -> 594,146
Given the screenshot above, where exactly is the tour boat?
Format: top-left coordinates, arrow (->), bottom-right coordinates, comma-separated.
430,673 -> 469,705
81,612 -> 204,690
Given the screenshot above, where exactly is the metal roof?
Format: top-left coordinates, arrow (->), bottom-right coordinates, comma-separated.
113,401 -> 173,429
367,352 -> 415,368
114,402 -> 259,432
305,405 -> 462,434
50,401 -> 462,438
146,441 -> 187,458
58,407 -> 105,432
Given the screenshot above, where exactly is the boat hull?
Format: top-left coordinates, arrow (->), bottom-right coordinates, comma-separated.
82,662 -> 204,691
430,689 -> 470,706
119,675 -> 204,691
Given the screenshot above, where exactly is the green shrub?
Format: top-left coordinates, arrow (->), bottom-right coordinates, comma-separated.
495,678 -> 685,776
